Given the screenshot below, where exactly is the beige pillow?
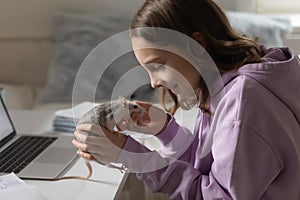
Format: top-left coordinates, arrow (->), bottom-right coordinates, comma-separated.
0,83 -> 35,109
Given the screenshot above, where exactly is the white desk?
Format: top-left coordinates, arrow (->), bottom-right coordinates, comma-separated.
8,110 -> 127,200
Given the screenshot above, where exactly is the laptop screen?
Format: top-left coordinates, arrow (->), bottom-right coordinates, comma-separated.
0,97 -> 14,142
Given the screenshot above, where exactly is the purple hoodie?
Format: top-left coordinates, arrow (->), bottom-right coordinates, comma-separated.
118,46 -> 300,199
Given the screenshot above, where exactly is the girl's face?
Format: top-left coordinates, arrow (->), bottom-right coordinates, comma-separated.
132,37 -> 201,101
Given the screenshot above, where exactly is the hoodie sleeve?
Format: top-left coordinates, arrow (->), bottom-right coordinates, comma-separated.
117,117 -> 196,173
120,119 -> 282,200
118,116 -> 196,168
155,116 -> 197,162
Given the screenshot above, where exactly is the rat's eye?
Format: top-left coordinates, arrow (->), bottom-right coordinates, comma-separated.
133,105 -> 138,109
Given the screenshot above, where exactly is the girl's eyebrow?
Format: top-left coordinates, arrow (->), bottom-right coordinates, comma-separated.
143,57 -> 161,64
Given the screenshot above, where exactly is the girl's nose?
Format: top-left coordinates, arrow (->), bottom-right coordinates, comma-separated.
151,81 -> 161,89
149,73 -> 164,89
150,77 -> 162,89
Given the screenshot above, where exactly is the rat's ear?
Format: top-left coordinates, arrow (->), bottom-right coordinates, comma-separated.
119,96 -> 127,107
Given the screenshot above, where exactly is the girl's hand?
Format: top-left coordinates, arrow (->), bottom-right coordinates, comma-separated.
72,124 -> 127,164
117,101 -> 170,135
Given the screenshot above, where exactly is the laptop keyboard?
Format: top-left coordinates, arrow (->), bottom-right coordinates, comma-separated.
0,136 -> 57,173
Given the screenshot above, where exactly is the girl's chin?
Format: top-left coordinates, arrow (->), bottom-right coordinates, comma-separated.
177,94 -> 199,110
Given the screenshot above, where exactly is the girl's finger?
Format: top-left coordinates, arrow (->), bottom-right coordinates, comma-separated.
126,119 -> 149,133
116,121 -> 127,131
128,112 -> 142,126
130,111 -> 150,126
73,139 -> 112,158
72,139 -> 89,152
78,149 -> 114,165
76,124 -> 119,139
75,131 -> 119,148
87,145 -> 122,159
76,124 -> 106,136
74,131 -> 87,143
76,150 -> 96,161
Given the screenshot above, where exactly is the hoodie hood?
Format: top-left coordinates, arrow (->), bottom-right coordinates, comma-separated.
222,46 -> 300,123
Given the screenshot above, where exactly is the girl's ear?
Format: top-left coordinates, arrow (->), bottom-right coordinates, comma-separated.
192,32 -> 206,49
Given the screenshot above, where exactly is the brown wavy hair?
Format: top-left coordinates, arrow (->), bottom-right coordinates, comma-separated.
130,0 -> 261,114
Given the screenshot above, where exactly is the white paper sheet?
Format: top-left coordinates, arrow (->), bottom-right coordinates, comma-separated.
54,101 -> 99,119
0,173 -> 45,200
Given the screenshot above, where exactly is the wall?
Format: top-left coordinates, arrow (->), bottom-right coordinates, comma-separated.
0,0 -> 298,87
0,0 -> 144,39
0,0 -> 144,86
214,0 -> 235,10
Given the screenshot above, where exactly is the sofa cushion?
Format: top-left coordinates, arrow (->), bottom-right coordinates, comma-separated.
0,83 -> 35,109
41,11 -> 157,104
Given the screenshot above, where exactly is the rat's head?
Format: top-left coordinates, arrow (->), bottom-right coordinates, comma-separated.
118,96 -> 145,116
108,97 -> 146,126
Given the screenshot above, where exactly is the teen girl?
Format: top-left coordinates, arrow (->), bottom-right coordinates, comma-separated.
73,0 -> 300,199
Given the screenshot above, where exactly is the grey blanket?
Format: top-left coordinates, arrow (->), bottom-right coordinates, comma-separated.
226,11 -> 292,47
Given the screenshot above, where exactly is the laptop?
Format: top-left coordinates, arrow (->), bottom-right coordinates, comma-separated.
0,96 -> 78,180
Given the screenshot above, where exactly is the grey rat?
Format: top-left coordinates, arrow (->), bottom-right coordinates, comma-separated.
78,97 -> 145,131
77,97 -> 145,172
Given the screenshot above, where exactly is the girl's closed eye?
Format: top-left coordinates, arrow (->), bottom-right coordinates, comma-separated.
147,63 -> 165,71
154,64 -> 165,70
